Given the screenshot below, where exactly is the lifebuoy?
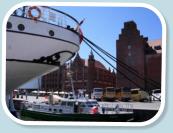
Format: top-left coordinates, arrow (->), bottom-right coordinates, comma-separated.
28,6 -> 41,21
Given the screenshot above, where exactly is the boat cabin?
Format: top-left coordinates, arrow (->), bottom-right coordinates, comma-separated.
29,98 -> 99,114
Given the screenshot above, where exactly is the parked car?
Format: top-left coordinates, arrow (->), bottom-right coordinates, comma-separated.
102,87 -> 116,101
131,88 -> 149,102
91,88 -> 103,101
115,87 -> 131,102
151,89 -> 161,101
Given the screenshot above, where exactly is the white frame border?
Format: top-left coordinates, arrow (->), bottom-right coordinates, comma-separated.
1,2 -> 166,127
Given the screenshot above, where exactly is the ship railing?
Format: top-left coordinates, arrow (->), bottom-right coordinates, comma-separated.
99,103 -> 133,114
12,6 -> 80,32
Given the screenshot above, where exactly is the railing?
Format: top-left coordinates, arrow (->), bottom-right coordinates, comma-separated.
12,6 -> 80,30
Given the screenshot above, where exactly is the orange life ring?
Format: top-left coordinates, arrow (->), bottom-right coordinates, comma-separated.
28,6 -> 41,21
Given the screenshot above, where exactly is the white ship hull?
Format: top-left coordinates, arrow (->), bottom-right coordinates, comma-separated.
6,15 -> 81,94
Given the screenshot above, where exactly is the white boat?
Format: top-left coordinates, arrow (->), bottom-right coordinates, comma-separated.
21,95 -> 134,121
6,6 -> 82,95
25,95 -> 99,114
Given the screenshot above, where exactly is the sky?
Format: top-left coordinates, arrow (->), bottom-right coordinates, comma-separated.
56,6 -> 162,68
21,6 -> 162,88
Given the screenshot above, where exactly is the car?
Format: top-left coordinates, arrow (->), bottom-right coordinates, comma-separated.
131,88 -> 149,102
151,89 -> 161,101
91,88 -> 103,101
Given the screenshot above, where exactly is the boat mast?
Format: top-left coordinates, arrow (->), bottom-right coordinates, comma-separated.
36,76 -> 41,99
67,62 -> 76,99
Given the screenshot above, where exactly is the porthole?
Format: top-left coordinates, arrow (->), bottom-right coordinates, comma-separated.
7,22 -> 12,29
18,24 -> 25,31
59,109 -> 62,113
49,30 -> 54,36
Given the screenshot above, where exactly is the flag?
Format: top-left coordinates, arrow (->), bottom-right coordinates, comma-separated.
79,19 -> 85,26
76,19 -> 85,43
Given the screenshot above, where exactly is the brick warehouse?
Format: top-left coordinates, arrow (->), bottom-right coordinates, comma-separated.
116,21 -> 161,91
41,51 -> 116,94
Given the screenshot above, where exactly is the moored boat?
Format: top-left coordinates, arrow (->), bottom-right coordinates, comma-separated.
21,109 -> 133,122
21,95 -> 134,122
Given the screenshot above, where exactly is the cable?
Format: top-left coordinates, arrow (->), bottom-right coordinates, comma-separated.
83,36 -> 161,89
83,39 -> 144,89
83,39 -> 161,101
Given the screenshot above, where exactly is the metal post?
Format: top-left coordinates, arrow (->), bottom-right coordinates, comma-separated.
67,71 -> 76,99
67,62 -> 76,99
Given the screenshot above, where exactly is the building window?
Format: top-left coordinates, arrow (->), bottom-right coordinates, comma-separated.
128,52 -> 131,56
126,30 -> 131,36
128,45 -> 131,49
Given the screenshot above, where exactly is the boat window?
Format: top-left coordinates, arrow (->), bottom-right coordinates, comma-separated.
61,101 -> 66,106
33,105 -> 40,109
64,94 -> 69,98
87,104 -> 93,107
67,102 -> 74,107
79,102 -> 85,107
86,102 -> 98,107
80,105 -> 86,107
90,101 -> 98,105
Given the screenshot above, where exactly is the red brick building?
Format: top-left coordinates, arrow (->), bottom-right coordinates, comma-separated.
116,21 -> 161,91
145,54 -> 161,89
42,52 -> 116,94
41,65 -> 65,92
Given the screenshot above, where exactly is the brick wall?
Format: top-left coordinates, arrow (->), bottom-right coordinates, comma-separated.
116,21 -> 161,91
116,21 -> 145,89
145,54 -> 161,90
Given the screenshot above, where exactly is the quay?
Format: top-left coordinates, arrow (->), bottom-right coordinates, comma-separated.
13,96 -> 160,122
99,101 -> 160,122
